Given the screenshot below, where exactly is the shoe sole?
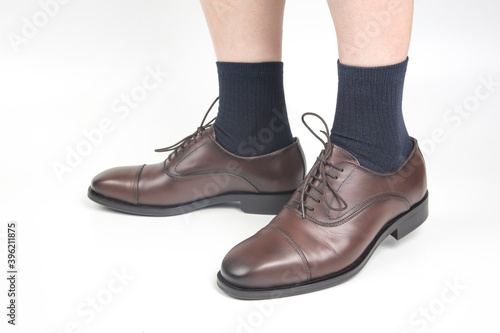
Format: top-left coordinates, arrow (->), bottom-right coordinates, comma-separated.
87,187 -> 295,216
217,191 -> 429,299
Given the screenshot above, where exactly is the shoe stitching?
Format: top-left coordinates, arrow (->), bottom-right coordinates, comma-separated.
134,164 -> 146,205
209,134 -> 300,192
314,194 -> 410,227
264,225 -> 312,281
333,162 -> 356,193
166,130 -> 299,193
163,138 -> 260,192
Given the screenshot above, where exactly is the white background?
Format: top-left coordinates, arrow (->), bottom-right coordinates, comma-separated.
1,0 -> 499,332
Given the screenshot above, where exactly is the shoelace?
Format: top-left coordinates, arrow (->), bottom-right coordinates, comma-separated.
295,112 -> 348,218
155,97 -> 219,160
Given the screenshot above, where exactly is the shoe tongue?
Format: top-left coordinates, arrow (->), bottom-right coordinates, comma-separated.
327,144 -> 360,166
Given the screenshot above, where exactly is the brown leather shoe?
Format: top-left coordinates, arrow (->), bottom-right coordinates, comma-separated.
87,99 -> 306,216
217,113 -> 429,299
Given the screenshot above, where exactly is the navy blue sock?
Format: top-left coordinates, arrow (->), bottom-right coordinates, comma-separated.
214,62 -> 294,157
330,58 -> 414,173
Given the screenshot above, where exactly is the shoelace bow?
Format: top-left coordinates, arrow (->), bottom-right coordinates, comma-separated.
155,97 -> 219,160
295,113 -> 348,218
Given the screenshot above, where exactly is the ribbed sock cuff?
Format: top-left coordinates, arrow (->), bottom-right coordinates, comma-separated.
337,57 -> 409,86
216,61 -> 284,77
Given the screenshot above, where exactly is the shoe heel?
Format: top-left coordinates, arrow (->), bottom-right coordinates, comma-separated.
391,191 -> 429,240
240,192 -> 293,215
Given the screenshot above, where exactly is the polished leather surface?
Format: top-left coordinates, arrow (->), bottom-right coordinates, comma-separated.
220,139 -> 427,289
90,127 -> 306,206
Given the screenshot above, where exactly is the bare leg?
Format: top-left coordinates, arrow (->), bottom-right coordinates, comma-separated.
327,0 -> 413,66
200,0 -> 286,62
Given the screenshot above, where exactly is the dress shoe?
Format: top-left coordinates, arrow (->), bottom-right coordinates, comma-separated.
88,98 -> 306,216
217,112 -> 428,299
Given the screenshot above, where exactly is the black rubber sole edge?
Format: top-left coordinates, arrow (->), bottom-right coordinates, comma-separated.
87,187 -> 295,216
217,191 -> 429,300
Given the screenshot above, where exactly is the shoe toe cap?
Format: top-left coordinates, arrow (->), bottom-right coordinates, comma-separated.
90,165 -> 145,204
220,228 -> 309,289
